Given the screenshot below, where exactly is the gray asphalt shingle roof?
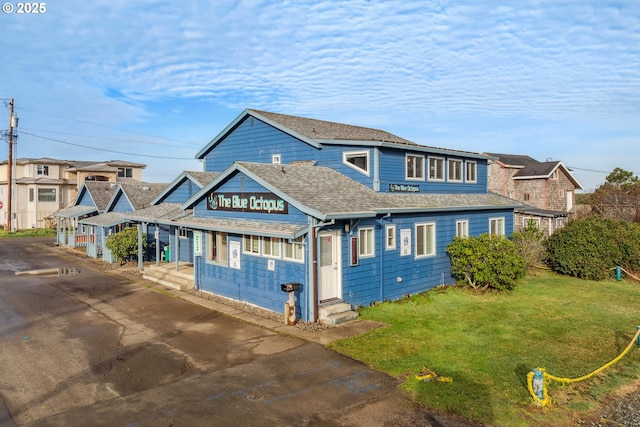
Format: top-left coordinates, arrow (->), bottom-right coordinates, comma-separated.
117,183 -> 167,210
83,182 -> 119,211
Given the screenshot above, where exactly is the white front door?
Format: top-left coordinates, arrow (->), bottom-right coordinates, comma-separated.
318,231 -> 341,301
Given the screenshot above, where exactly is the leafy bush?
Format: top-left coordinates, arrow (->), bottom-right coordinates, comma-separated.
446,234 -> 527,291
545,216 -> 640,280
512,219 -> 546,269
105,227 -> 145,263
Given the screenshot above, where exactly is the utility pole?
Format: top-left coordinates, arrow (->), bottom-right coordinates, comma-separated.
6,99 -> 15,232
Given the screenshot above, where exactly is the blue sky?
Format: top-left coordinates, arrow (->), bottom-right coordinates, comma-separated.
0,0 -> 638,191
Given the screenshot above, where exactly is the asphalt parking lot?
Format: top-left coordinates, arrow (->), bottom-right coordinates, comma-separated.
0,238 -> 480,427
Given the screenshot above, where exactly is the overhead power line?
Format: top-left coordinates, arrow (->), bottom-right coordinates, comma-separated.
19,130 -> 196,160
15,106 -> 200,146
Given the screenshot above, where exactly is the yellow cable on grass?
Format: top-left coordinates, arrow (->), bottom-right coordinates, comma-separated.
527,328 -> 640,406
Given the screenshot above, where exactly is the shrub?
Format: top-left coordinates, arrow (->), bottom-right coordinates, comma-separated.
446,234 -> 527,291
545,216 -> 640,280
512,219 -> 546,269
105,227 -> 145,263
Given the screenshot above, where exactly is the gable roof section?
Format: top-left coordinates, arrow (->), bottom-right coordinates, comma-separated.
513,161 -> 583,189
185,162 -> 522,221
196,109 -> 486,160
483,153 -> 539,168
107,183 -> 167,212
80,182 -> 119,211
152,171 -> 220,204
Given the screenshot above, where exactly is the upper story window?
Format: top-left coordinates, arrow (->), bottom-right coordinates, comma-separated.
272,154 -> 281,164
406,154 -> 424,180
343,151 -> 369,175
118,167 -> 133,178
428,157 -> 444,181
448,159 -> 463,182
551,170 -> 558,179
466,161 -> 477,183
37,165 -> 49,176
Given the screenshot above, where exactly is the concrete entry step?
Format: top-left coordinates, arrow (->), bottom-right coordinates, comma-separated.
318,301 -> 359,326
143,263 -> 194,291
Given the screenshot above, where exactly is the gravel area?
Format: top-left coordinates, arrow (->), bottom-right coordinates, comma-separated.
189,288 -> 332,332
578,390 -> 640,426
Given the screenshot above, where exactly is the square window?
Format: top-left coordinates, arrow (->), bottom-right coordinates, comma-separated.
406,155 -> 424,179
243,235 -> 260,255
448,159 -> 462,182
284,236 -> 304,262
37,188 -> 56,202
263,236 -> 281,258
416,223 -> 436,257
385,225 -> 396,250
428,157 -> 444,181
466,161 -> 477,183
207,231 -> 228,265
456,220 -> 469,238
358,227 -> 374,257
37,165 -> 49,176
489,218 -> 505,236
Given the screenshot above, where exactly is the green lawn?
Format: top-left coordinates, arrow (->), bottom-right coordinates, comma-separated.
329,271 -> 640,426
0,228 -> 56,238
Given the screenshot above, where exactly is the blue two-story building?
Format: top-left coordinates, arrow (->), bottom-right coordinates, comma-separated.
128,109 -> 521,323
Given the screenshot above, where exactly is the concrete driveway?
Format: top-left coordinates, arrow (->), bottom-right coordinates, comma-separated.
0,238 -> 479,427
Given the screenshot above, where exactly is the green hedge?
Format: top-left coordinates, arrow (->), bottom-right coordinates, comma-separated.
545,216 -> 640,280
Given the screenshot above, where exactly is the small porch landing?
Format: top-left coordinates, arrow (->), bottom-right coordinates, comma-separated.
143,262 -> 195,291
319,300 -> 359,326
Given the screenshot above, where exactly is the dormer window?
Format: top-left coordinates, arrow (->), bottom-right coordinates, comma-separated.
343,151 -> 369,175
37,165 -> 49,176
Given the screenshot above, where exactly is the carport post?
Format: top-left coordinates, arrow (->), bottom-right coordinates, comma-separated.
137,223 -> 146,272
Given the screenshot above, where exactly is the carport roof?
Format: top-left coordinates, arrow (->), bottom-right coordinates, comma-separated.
51,205 -> 97,218
80,212 -> 127,227
175,213 -> 308,239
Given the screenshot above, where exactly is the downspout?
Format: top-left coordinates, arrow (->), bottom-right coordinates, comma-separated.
373,148 -> 380,192
175,227 -> 180,271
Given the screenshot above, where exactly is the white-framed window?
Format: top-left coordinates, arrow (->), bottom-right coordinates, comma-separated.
556,217 -> 565,229
179,228 -> 188,239
385,225 -> 396,250
37,165 -> 49,176
428,157 -> 444,181
118,167 -> 133,178
358,227 -> 375,258
456,220 -> 469,238
272,154 -> 281,164
523,217 -> 541,229
416,223 -> 436,257
29,188 -> 34,202
243,235 -> 260,255
466,161 -> 477,183
343,151 -> 369,175
448,159 -> 463,182
406,154 -> 425,180
284,236 -> 304,262
263,236 -> 281,258
207,231 -> 228,265
489,217 -> 505,236
37,188 -> 56,202
551,170 -> 558,179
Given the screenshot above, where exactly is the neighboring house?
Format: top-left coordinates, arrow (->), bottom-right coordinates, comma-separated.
79,183 -> 166,262
125,109 -> 521,324
0,157 -> 146,230
484,153 -> 583,235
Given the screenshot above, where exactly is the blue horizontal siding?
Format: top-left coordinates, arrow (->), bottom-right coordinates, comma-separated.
77,188 -> 95,207
161,178 -> 201,204
197,234 -> 308,318
110,193 -> 133,213
204,116 -> 318,172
